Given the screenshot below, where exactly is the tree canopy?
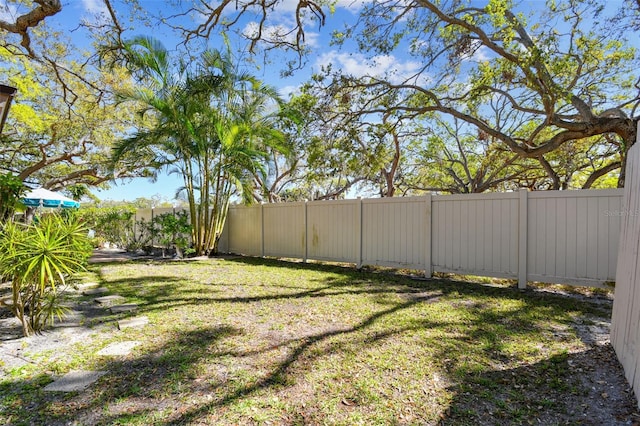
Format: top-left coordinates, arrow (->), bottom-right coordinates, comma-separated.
313,0 -> 638,190
1,0 -> 639,211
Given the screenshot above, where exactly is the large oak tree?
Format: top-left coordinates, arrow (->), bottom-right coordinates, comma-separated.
171,0 -> 639,190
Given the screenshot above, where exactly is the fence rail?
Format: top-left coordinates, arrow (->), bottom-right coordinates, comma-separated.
217,188 -> 623,288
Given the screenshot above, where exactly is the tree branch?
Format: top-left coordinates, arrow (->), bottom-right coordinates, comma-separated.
0,0 -> 61,55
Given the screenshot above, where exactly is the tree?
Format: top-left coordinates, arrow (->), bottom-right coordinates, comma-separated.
0,0 -> 62,55
276,86 -> 414,200
179,0 -> 637,190
0,0 -> 107,108
0,173 -> 25,221
0,15 -> 146,221
108,36 -> 289,254
162,0 -> 325,71
329,1 -> 637,188
400,116 -> 538,194
5,1 -> 636,197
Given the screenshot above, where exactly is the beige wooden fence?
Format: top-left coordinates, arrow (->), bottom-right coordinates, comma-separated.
612,122 -> 640,408
217,188 -> 623,288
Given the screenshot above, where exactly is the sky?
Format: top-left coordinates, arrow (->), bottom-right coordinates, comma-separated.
0,0 -> 390,202
2,0 -> 624,202
42,0 -> 396,202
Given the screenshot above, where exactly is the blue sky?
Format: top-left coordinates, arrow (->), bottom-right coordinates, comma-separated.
1,0 -> 519,202
3,1 -> 622,201
47,0 -> 394,202
2,0 -> 392,201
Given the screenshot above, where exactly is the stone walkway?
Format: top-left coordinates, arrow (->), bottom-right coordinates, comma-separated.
44,281 -> 148,392
0,267 -> 150,392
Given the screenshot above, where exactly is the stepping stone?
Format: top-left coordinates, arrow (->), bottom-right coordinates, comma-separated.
94,295 -> 125,304
76,282 -> 100,290
109,303 -> 138,314
43,370 -> 106,392
117,316 -> 149,330
96,341 -> 141,356
83,287 -> 109,296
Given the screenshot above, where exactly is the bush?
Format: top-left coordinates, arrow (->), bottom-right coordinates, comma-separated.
0,173 -> 25,222
78,206 -> 136,249
149,211 -> 193,258
0,214 -> 92,336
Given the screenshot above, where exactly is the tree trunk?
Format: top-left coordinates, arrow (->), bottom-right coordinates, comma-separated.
618,153 -> 627,188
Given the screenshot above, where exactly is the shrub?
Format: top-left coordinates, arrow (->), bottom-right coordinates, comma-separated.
149,211 -> 193,258
0,214 -> 92,336
78,206 -> 136,249
0,173 -> 25,222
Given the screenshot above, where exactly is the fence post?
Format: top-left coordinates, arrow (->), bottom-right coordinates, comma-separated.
226,207 -> 231,254
356,197 -> 363,268
424,193 -> 432,278
133,210 -> 138,244
303,200 -> 308,263
151,207 -> 155,247
261,202 -> 265,258
518,189 -> 528,289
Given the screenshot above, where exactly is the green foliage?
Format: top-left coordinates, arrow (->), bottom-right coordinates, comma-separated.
78,206 -> 136,249
0,40 -> 142,195
108,36 -> 289,255
307,0 -> 637,191
0,173 -> 25,221
0,214 -> 92,336
150,211 -> 193,258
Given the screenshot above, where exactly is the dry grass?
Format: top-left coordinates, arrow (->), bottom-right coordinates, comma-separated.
0,256 -> 636,425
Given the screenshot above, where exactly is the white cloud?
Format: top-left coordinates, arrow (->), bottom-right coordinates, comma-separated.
315,50 -> 424,84
274,0 -> 305,13
333,0 -> 370,13
253,0 -> 369,14
461,43 -> 493,63
80,0 -> 110,25
279,84 -> 301,99
242,21 -> 319,48
81,0 -> 107,14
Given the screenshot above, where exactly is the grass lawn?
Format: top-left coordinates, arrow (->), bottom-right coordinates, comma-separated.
0,256 -> 635,425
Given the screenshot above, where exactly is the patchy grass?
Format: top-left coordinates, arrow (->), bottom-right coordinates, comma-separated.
0,256 -> 635,425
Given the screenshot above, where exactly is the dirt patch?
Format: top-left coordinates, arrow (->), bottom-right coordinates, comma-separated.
441,288 -> 639,425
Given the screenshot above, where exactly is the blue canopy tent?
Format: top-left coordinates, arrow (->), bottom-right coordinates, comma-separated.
22,188 -> 80,209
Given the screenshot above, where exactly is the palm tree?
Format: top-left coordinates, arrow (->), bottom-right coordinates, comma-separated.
107,36 -> 289,255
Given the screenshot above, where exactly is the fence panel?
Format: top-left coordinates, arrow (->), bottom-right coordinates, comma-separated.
527,190 -> 622,286
199,189 -> 624,288
134,208 -> 160,245
134,207 -> 191,247
361,197 -> 427,269
227,205 -> 262,256
263,203 -> 306,259
431,193 -> 519,278
612,124 -> 640,408
306,199 -> 360,263
218,215 -> 230,253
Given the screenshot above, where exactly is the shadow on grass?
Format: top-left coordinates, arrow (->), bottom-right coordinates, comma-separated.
93,255 -> 610,322
442,344 -> 637,425
19,297 -> 440,425
2,256 -> 630,425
